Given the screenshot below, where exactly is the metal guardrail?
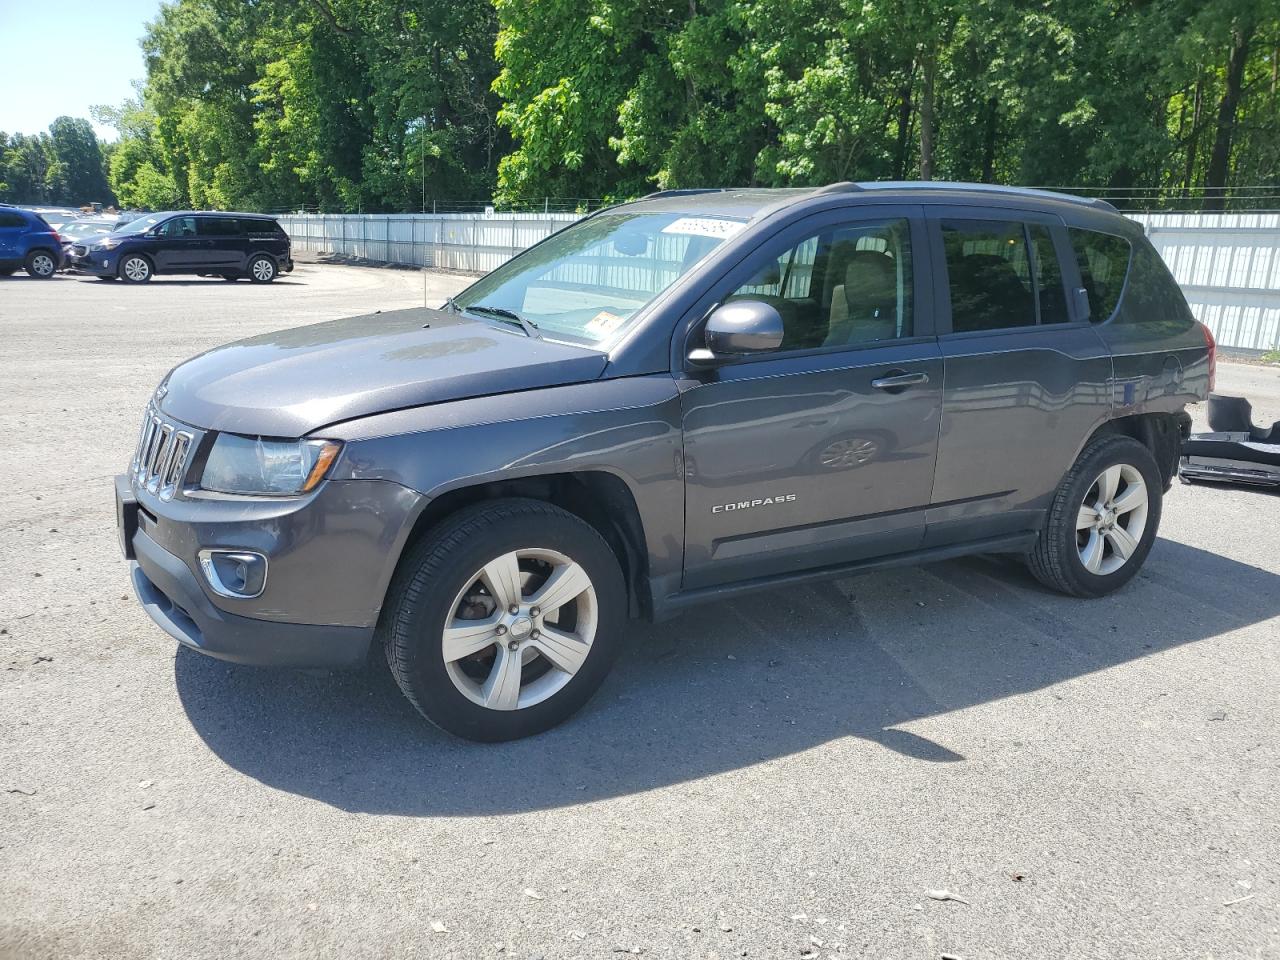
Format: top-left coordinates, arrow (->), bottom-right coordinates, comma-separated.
280,210 -> 1280,353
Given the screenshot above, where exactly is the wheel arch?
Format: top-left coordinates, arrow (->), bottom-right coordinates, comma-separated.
1080,411 -> 1191,490
386,471 -> 653,621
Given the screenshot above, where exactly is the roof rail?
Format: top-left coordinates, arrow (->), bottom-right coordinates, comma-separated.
853,180 -> 1119,212
812,182 -> 865,195
639,188 -> 729,200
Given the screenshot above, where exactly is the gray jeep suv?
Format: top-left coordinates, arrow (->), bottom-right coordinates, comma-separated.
116,182 -> 1211,741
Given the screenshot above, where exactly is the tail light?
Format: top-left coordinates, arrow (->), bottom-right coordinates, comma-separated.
1199,322 -> 1216,393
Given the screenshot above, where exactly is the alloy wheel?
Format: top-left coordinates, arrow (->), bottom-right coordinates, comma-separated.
1076,463 -> 1148,576
30,253 -> 55,277
123,257 -> 150,282
441,548 -> 597,711
251,258 -> 275,281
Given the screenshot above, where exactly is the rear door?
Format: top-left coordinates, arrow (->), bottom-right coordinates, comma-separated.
677,205 -> 944,589
196,216 -> 247,269
924,206 -> 1111,546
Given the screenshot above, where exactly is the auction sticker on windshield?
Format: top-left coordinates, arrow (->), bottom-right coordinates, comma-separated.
586,311 -> 626,337
660,217 -> 746,240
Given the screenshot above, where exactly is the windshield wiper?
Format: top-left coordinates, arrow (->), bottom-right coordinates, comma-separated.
461,304 -> 542,339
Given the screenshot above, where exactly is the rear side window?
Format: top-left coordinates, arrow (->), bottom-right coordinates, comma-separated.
0,212 -> 28,227
1068,228 -> 1131,322
197,217 -> 243,237
942,220 -> 1038,331
1028,225 -> 1069,324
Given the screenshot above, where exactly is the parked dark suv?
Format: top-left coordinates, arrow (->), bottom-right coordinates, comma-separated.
116,182 -> 1211,740
0,205 -> 64,278
71,211 -> 292,283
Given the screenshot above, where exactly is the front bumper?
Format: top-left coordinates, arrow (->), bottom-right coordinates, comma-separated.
70,251 -> 116,276
130,530 -> 373,667
117,471 -> 424,668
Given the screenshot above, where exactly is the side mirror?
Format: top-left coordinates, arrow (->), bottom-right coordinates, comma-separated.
690,300 -> 784,364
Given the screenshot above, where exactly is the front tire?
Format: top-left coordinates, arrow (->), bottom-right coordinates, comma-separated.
24,250 -> 57,278
119,254 -> 152,283
1027,435 -> 1162,597
247,254 -> 276,283
381,498 -> 625,741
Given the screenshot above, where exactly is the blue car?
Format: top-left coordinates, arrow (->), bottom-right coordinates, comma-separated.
0,205 -> 65,278
68,210 -> 293,283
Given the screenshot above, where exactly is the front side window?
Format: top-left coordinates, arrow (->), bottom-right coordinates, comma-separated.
1069,228 -> 1131,322
942,219 -> 1070,331
452,212 -> 747,345
725,218 -> 914,351
161,217 -> 197,238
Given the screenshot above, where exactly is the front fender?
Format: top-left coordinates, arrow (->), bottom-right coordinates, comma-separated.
325,376 -> 685,583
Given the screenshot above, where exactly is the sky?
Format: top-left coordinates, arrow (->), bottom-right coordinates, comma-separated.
0,0 -> 163,141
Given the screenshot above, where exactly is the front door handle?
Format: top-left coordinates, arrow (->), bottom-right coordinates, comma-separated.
871,371 -> 930,391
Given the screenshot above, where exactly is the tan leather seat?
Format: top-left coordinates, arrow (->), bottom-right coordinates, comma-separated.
825,251 -> 898,346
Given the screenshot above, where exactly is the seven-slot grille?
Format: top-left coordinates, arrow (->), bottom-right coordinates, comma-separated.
133,407 -> 196,500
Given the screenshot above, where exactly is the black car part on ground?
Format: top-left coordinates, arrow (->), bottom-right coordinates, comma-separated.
1180,393 -> 1280,488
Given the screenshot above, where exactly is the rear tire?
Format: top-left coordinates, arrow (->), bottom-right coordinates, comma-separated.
24,250 -> 57,278
1027,435 -> 1162,597
119,254 -> 152,283
247,254 -> 276,283
380,498 -> 625,741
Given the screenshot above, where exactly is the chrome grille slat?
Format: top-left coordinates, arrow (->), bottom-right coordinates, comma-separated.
132,405 -> 197,501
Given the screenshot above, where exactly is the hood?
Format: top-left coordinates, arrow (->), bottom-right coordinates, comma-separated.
159,307 -> 608,436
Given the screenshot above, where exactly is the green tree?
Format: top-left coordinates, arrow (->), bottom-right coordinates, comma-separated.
47,117 -> 113,205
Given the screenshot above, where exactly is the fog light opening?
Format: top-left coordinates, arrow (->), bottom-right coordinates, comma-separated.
198,549 -> 268,599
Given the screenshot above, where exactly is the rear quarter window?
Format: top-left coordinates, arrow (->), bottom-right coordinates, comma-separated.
1068,228 -> 1131,322
243,219 -> 282,237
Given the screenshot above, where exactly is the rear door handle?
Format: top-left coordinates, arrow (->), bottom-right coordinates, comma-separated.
871,371 -> 930,390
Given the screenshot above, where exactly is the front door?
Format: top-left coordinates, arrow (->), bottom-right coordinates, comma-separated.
152,216 -> 206,270
678,207 -> 943,590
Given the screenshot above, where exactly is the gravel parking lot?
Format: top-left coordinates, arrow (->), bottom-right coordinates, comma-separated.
2,264 -> 1278,960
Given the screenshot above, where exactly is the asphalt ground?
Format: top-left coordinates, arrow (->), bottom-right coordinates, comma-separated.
2,264 -> 1277,960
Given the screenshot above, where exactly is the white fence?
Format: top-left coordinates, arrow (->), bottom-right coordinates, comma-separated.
1128,212 -> 1280,353
280,210 -> 1280,353
276,212 -> 581,274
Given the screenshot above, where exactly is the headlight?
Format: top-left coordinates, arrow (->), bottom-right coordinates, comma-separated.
200,435 -> 342,496
93,237 -> 122,251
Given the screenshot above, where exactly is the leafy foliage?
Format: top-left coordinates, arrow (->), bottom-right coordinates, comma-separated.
10,0 -> 1276,211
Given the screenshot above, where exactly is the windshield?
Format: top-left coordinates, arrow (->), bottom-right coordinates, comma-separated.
116,214 -> 167,235
62,221 -> 114,239
452,211 -> 747,344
